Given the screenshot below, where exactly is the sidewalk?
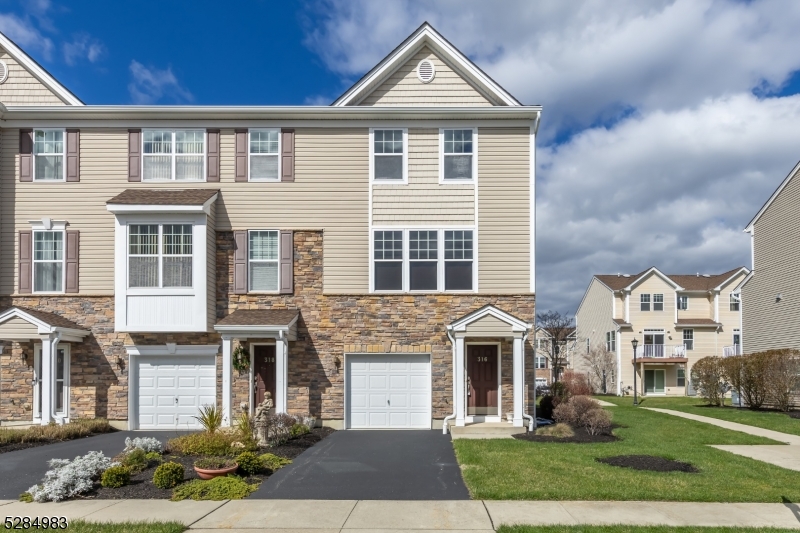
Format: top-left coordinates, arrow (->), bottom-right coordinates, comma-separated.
3,499 -> 800,530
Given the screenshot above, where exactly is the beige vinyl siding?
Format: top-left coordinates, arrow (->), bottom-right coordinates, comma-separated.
358,47 -> 494,107
463,314 -> 513,337
477,128 -> 530,293
0,47 -> 68,106
676,293 -> 713,320
206,201 -> 216,331
717,273 -> 745,341
614,293 -> 625,318
574,278 -> 617,376
628,274 -> 676,329
372,129 -> 473,224
1,127 -> 369,295
743,167 -> 800,352
0,316 -> 39,337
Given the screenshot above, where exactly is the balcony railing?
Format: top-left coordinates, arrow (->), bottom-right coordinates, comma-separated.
634,345 -> 687,358
723,345 -> 742,357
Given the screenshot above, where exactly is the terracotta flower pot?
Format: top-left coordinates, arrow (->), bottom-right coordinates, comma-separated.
193,463 -> 238,480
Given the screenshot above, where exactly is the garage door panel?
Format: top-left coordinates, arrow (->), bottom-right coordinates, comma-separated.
369,375 -> 387,389
198,376 -> 216,388
368,412 -> 388,426
389,375 -> 408,388
369,393 -> 387,407
389,394 -> 408,407
350,375 -> 367,389
410,375 -> 428,389
410,393 -> 428,408
410,412 -> 429,427
409,361 -> 429,371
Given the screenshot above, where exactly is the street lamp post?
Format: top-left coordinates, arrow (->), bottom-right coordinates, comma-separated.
631,337 -> 639,406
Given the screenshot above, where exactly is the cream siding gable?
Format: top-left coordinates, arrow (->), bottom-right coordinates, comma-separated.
463,314 -> 513,337
575,278 -> 616,354
628,273 -> 676,329
357,47 -> 494,107
0,46 -> 69,106
718,272 -> 745,336
677,293 -> 714,320
0,315 -> 39,337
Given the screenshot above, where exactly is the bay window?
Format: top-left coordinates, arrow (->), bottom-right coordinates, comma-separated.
441,128 -> 475,181
128,224 -> 193,288
249,230 -> 279,291
33,230 -> 64,293
372,129 -> 405,181
142,130 -> 205,181
249,130 -> 280,180
33,129 -> 65,181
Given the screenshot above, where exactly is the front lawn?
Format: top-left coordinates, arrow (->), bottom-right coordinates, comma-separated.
0,419 -> 116,453
604,396 -> 800,436
498,527 -> 800,533
453,403 -> 800,501
0,521 -> 184,533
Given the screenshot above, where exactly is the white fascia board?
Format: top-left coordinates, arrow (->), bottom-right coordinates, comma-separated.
744,160 -> 800,232
106,198 -> 217,215
733,270 -> 755,293
714,267 -> 751,291
0,33 -> 83,106
53,327 -> 90,339
624,267 -> 683,291
451,305 -> 532,332
0,308 -> 50,330
124,344 -> 220,357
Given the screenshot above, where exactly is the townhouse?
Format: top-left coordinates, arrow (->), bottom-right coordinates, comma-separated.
575,267 -> 747,396
0,24 -> 540,432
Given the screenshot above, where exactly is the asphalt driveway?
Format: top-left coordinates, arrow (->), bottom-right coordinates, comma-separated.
0,430 -> 188,499
255,430 -> 469,500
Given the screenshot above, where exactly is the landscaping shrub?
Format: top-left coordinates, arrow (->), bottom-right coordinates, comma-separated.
260,412 -> 297,447
145,451 -> 163,465
101,466 -> 131,488
27,451 -> 114,502
298,413 -> 317,429
0,419 -> 114,447
691,356 -> 728,406
764,349 -> 800,411
124,436 -> 163,454
570,395 -> 599,422
194,404 -> 223,433
582,409 -> 612,436
236,451 -> 264,476
194,458 -> 236,470
290,423 -> 310,437
122,448 -> 149,473
235,411 -> 255,441
552,402 -> 577,425
167,431 -> 248,456
536,423 -> 575,438
538,395 -> 557,420
153,462 -> 184,489
260,453 -> 292,471
562,370 -> 594,397
171,476 -> 257,501
549,381 -> 568,400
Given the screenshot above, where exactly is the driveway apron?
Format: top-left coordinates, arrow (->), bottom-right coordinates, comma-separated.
255,430 -> 470,500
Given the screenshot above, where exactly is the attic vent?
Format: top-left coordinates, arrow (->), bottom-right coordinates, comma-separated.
417,59 -> 435,83
0,61 -> 7,84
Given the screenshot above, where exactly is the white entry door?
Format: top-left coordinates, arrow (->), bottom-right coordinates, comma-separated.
137,356 -> 216,429
346,353 -> 431,429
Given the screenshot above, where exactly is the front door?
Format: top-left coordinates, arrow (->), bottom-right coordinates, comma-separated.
254,345 -> 277,408
644,369 -> 665,394
467,345 -> 498,416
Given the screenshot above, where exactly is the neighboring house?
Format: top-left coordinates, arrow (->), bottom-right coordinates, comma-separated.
0,24 -> 540,432
739,161 -> 800,353
533,326 -> 577,386
575,267 -> 748,396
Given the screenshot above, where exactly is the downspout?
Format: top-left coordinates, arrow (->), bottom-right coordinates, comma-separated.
442,325 -> 456,434
521,330 -> 534,431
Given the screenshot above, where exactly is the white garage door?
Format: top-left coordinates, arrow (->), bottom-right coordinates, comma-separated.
346,353 -> 430,429
137,356 -> 216,430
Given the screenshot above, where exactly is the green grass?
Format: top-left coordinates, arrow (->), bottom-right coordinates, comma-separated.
1,521 -> 185,532
498,527 -> 800,533
602,396 -> 800,436
454,402 -> 800,501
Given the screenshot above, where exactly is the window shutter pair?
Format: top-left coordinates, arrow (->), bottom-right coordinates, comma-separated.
18,230 -> 79,294
19,129 -> 80,182
232,230 -> 293,295
234,129 -> 295,182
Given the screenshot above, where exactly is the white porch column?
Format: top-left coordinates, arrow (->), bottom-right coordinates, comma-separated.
221,335 -> 233,427
276,333 -> 288,413
512,335 -> 524,427
39,333 -> 60,425
455,336 -> 466,426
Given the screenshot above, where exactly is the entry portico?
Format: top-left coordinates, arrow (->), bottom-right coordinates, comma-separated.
446,305 -> 533,432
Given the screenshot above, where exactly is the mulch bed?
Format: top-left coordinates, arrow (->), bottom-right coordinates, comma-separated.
596,454 -> 699,473
513,425 -> 619,444
87,427 -> 335,500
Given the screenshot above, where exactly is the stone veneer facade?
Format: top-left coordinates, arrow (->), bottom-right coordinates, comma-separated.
1,230 -> 535,425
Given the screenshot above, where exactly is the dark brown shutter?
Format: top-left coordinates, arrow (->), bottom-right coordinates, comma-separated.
19,129 -> 33,182
128,129 -> 141,182
65,230 -> 80,293
281,129 -> 295,182
18,231 -> 32,294
234,129 -> 248,182
206,129 -> 220,182
279,230 -> 293,294
66,129 -> 80,182
233,230 -> 248,294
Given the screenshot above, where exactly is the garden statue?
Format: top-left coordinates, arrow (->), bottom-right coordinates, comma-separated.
253,393 -> 274,446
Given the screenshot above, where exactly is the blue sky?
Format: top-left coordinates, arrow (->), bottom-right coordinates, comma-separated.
4,0 -> 800,315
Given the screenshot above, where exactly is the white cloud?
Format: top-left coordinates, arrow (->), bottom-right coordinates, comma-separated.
63,34 -> 104,65
128,60 -> 193,105
0,12 -> 53,59
303,94 -> 333,105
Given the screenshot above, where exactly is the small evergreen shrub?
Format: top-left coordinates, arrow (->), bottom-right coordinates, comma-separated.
145,451 -> 163,465
260,453 -> 292,471
19,492 -> 33,503
236,451 -> 264,476
290,423 -> 310,437
122,448 -> 149,473
171,476 -> 257,501
101,466 -> 131,488
167,432 -> 245,456
153,462 -> 184,489
538,395 -> 556,420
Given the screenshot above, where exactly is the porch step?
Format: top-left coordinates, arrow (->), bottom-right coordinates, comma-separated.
450,422 -> 527,439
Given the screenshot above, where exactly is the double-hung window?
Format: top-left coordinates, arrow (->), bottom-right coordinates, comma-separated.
373,230 -> 403,290
143,130 -> 205,181
249,130 -> 280,180
33,129 -> 65,181
606,331 -> 616,352
535,355 -> 547,369
372,129 -> 405,181
441,128 -> 475,181
409,231 -> 438,291
33,230 -> 64,293
678,296 -> 688,310
444,230 -> 473,291
730,293 -> 740,311
128,224 -> 193,288
677,367 -> 686,387
249,230 -> 279,291
683,329 -> 694,351
640,293 -> 651,311
653,293 -> 664,311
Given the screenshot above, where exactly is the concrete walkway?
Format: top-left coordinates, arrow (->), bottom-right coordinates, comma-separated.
642,407 -> 800,444
3,499 -> 800,530
593,399 -> 617,407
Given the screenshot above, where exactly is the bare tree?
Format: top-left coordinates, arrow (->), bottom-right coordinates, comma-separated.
535,310 -> 575,383
580,342 -> 616,393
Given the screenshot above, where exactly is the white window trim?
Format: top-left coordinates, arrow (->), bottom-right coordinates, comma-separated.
439,127 -> 478,184
369,226 -> 477,294
32,128 -> 67,182
248,129 -> 281,182
653,293 -> 664,312
683,328 -> 694,351
535,355 -> 547,369
127,223 -> 194,290
369,128 -> 408,184
640,293 -> 651,311
33,343 -> 70,422
32,228 -> 66,295
678,295 -> 689,310
141,129 -> 207,182
247,229 -> 280,293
